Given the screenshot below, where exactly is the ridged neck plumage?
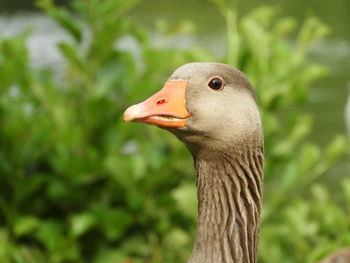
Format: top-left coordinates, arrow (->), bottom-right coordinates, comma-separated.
188,146 -> 264,263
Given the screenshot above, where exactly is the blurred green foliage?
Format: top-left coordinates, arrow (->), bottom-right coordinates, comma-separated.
0,0 -> 349,262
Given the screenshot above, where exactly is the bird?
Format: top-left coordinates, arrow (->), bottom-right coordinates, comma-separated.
123,62 -> 349,263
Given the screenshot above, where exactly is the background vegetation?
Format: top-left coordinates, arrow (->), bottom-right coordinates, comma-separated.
0,0 -> 349,262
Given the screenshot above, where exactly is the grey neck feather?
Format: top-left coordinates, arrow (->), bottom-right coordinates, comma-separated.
188,147 -> 264,263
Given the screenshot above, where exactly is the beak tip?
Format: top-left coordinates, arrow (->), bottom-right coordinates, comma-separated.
122,114 -> 131,122
123,105 -> 141,122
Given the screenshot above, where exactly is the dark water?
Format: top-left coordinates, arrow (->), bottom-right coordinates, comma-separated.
0,0 -> 70,12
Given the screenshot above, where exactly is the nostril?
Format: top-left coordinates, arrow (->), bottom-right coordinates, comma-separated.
156,98 -> 167,105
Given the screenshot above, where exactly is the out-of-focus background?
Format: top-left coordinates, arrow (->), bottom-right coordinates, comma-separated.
0,0 -> 349,262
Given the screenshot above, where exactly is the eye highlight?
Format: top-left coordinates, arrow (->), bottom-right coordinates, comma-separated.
208,77 -> 224,91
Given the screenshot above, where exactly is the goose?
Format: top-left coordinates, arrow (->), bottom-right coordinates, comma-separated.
123,62 -> 349,263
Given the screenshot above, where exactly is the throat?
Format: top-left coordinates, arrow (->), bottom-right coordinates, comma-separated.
188,149 -> 264,263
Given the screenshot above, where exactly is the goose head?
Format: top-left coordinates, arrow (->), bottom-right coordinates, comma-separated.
124,62 -> 263,156
124,62 -> 264,263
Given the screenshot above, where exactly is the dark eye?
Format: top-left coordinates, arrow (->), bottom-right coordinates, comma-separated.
208,77 -> 223,90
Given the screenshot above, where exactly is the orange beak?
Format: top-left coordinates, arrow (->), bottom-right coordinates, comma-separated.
123,81 -> 190,128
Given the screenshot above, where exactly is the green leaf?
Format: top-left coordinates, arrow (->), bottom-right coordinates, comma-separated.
14,216 -> 40,237
325,135 -> 349,164
36,0 -> 82,42
70,213 -> 96,237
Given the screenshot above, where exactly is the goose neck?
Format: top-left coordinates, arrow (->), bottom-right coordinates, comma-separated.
189,148 -> 264,263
